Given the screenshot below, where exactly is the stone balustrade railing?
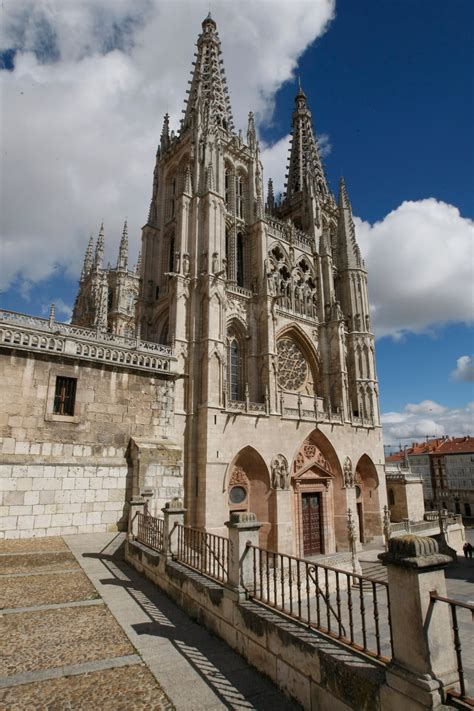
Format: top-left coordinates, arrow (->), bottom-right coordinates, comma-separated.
0,309 -> 175,376
226,284 -> 254,299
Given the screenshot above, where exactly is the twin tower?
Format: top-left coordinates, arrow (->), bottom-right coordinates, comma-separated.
73,14 -> 384,554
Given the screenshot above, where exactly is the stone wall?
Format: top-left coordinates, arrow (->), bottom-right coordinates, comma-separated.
0,350 -> 179,538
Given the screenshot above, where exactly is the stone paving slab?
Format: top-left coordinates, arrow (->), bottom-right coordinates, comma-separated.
0,551 -> 79,575
0,536 -> 68,554
1,569 -> 98,609
1,604 -> 134,677
0,663 -> 174,710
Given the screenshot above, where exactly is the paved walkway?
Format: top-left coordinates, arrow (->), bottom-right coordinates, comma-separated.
65,532 -> 297,711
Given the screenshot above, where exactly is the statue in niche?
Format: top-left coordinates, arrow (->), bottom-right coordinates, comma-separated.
365,314 -> 370,331
271,454 -> 290,490
200,251 -> 208,274
174,251 -> 181,274
343,456 -> 354,488
212,252 -> 219,274
182,253 -> 190,276
354,313 -> 361,331
222,257 -> 227,279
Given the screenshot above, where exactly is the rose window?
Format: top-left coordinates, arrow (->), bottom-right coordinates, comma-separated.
277,338 -> 308,391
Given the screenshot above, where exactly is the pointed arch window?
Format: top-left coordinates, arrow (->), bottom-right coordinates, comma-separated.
236,175 -> 244,218
227,325 -> 245,401
168,234 -> 175,273
236,232 -> 244,287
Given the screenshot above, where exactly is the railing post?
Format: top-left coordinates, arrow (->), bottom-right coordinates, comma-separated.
128,496 -> 146,540
225,512 -> 261,595
379,535 -> 458,710
162,498 -> 186,560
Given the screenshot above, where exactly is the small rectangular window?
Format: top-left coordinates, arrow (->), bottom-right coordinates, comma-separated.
53,377 -> 77,416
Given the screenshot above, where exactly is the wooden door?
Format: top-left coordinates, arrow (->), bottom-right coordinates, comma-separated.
302,492 -> 322,556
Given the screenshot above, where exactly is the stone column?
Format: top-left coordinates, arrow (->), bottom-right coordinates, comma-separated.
379,535 -> 458,710
162,498 -> 186,560
225,512 -> 261,594
128,496 -> 146,540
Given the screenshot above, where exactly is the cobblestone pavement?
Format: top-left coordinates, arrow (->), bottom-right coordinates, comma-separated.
1,570 -> 98,609
0,535 -> 174,710
2,605 -> 135,676
0,664 -> 173,711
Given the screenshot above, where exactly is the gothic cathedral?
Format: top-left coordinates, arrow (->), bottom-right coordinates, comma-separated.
75,14 -> 387,556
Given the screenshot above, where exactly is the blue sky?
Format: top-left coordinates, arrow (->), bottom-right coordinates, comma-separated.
0,0 -> 473,443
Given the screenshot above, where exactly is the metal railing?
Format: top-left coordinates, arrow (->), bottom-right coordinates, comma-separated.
175,525 -> 229,585
136,512 -> 164,552
429,593 -> 474,706
243,544 -> 393,663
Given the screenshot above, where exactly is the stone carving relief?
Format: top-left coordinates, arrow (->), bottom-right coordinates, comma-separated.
343,456 -> 354,488
271,454 -> 289,490
294,439 -> 332,476
265,244 -> 318,319
276,337 -> 308,391
229,466 -> 248,488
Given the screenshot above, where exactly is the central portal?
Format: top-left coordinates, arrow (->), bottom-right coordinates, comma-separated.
302,492 -> 322,556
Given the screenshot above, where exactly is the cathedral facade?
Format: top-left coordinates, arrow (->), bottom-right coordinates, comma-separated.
0,14 -> 386,550
128,14 -> 386,555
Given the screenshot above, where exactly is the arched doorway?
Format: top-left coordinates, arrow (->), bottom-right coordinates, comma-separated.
354,454 -> 382,542
226,446 -> 275,549
291,431 -> 344,557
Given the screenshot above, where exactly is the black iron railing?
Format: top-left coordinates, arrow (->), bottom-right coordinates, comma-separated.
429,593 -> 474,706
136,512 -> 164,552
175,524 -> 229,584
243,544 -> 393,663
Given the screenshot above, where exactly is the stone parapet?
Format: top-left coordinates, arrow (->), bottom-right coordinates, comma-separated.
0,308 -> 175,376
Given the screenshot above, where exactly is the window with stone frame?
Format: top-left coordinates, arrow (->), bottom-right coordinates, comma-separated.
276,337 -> 308,392
53,376 -> 77,416
227,325 -> 245,401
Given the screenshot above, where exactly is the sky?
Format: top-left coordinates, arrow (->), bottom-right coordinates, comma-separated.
0,0 -> 473,446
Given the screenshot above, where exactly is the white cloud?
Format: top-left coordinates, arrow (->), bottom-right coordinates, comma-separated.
382,400 -> 474,445
0,0 -> 335,293
451,355 -> 474,382
354,199 -> 474,339
405,400 -> 447,415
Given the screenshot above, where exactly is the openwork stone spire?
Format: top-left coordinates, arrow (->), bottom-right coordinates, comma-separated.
182,13 -> 234,133
117,220 -> 128,270
283,84 -> 328,202
81,234 -> 94,280
337,177 -> 363,269
94,222 -> 105,270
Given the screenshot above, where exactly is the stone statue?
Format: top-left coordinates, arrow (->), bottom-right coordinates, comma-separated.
271,454 -> 290,490
343,456 -> 354,488
182,253 -> 190,276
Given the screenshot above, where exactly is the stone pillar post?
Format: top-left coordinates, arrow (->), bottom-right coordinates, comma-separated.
225,512 -> 261,594
162,498 -> 186,560
128,496 -> 146,540
379,536 -> 458,710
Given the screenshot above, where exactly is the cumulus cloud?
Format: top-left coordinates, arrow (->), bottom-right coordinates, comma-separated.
382,400 -> 474,445
354,199 -> 474,339
0,0 -> 335,293
451,355 -> 474,382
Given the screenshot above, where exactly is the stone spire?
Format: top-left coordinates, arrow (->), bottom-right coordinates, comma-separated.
160,113 -> 170,153
182,13 -> 234,133
94,222 -> 105,270
135,249 -> 142,276
337,177 -> 363,270
117,220 -> 128,270
283,83 -> 329,203
81,234 -> 94,280
266,178 -> 275,213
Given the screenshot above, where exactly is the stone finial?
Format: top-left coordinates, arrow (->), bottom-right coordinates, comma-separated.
81,234 -> 94,280
135,249 -> 142,276
229,511 -> 257,525
205,162 -> 215,191
247,111 -> 256,151
160,113 -> 170,153
379,535 -> 451,569
183,164 -> 193,196
267,177 -> 275,213
166,497 -> 184,510
94,222 -> 105,269
48,303 -> 55,327
117,219 -> 128,271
